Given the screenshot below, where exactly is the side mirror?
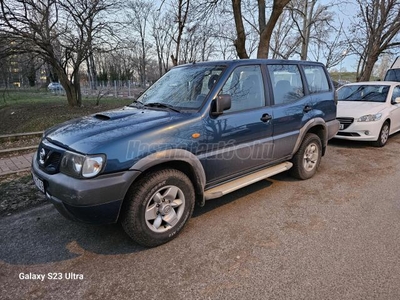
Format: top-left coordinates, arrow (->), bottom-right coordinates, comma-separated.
394,97 -> 400,104
212,94 -> 231,115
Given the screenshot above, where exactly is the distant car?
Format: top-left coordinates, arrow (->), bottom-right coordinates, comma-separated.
48,82 -> 63,91
384,56 -> 400,82
335,81 -> 400,146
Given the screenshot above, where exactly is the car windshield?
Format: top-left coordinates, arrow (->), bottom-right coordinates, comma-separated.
132,65 -> 225,111
337,85 -> 389,103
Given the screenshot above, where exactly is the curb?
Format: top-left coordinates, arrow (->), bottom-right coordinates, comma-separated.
0,146 -> 38,154
0,168 -> 31,177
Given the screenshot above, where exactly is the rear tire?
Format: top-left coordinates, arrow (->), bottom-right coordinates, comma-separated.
290,133 -> 322,180
121,169 -> 195,247
373,121 -> 390,147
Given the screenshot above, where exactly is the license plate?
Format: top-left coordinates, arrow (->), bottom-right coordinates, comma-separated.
339,124 -> 344,130
32,173 -> 45,194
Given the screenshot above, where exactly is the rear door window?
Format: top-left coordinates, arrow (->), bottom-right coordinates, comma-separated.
303,65 -> 330,94
267,64 -> 304,105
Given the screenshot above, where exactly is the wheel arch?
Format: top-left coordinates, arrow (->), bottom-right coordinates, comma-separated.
292,118 -> 328,156
125,149 -> 206,208
307,124 -> 327,155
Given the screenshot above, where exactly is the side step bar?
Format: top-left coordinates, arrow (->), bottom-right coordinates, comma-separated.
204,162 -> 293,200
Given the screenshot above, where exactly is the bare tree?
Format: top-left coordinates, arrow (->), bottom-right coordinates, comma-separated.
126,0 -> 153,87
257,0 -> 291,58
373,53 -> 393,79
151,9 -> 174,77
229,0 -> 290,58
309,21 -> 348,69
0,0 -> 116,107
269,8 -> 300,59
170,0 -> 190,66
350,0 -> 400,81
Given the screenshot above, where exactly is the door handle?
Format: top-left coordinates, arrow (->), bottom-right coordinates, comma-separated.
303,105 -> 312,113
260,113 -> 272,122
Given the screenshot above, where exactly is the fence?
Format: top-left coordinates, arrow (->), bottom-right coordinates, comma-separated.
81,80 -> 146,99
0,80 -> 146,100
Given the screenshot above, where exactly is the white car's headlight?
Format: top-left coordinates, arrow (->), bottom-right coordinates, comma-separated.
357,113 -> 382,122
60,151 -> 106,178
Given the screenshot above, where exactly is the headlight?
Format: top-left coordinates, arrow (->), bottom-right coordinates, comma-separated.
357,113 -> 382,122
60,151 -> 106,178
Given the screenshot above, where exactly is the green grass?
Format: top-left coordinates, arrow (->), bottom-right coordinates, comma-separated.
0,90 -> 133,134
0,89 -> 65,105
329,72 -> 381,82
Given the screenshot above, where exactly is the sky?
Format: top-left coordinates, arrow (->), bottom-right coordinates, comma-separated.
154,0 -> 396,73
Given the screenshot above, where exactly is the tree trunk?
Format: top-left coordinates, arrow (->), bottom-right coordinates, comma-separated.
141,36 -> 146,86
232,0 -> 249,59
56,65 -> 81,107
257,0 -> 290,59
172,0 -> 190,66
75,72 -> 82,107
87,51 -> 97,90
359,55 -> 379,81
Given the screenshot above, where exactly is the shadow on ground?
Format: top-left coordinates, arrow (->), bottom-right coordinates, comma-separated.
0,179 -> 276,266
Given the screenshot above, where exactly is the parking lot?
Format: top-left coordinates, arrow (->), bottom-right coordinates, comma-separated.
1,136 -> 400,300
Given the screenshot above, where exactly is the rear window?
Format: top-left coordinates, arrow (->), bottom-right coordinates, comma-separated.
384,69 -> 400,82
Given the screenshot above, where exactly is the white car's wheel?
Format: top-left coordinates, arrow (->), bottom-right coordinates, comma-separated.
373,121 -> 390,147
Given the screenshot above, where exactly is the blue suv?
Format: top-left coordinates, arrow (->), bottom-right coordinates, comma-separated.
32,60 -> 339,247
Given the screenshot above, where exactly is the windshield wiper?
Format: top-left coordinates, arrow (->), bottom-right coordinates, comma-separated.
129,100 -> 144,108
343,86 -> 364,100
360,91 -> 383,100
143,102 -> 181,113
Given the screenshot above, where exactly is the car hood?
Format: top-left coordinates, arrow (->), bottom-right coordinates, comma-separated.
337,101 -> 387,118
44,106 -> 178,153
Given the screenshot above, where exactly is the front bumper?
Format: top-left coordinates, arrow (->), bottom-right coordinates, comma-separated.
334,120 -> 382,141
326,119 -> 341,140
32,157 -> 141,224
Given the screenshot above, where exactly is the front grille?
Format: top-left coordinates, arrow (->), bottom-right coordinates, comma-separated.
37,146 -> 62,174
337,117 -> 354,130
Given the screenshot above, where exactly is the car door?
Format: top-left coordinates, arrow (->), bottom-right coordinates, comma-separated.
267,63 -> 310,159
389,85 -> 400,133
200,64 -> 274,186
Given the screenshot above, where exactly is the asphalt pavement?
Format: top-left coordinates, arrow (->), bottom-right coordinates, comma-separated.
1,137 -> 400,300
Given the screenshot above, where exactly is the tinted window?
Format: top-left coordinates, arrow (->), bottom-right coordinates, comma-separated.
219,65 -> 265,112
268,64 -> 304,105
303,65 -> 330,93
337,85 -> 389,103
385,69 -> 400,82
391,86 -> 400,102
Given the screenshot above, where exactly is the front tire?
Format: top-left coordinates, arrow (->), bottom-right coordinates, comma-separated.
373,121 -> 390,147
121,169 -> 195,247
290,133 -> 322,180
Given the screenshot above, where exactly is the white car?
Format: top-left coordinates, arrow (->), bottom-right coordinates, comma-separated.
48,82 -> 63,91
335,81 -> 400,147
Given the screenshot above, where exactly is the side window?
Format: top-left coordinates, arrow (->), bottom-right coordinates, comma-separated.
267,64 -> 304,105
392,86 -> 400,103
303,65 -> 330,93
219,65 -> 265,112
